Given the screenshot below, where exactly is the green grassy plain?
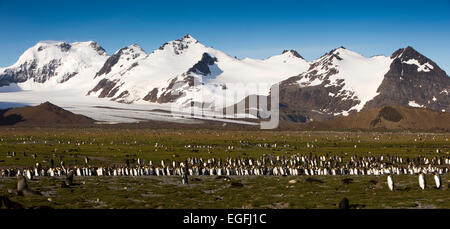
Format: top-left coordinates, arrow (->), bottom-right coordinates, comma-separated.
0,128 -> 448,167
1,175 -> 449,209
0,128 -> 449,209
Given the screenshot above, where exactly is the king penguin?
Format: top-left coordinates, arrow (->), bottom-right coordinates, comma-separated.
433,172 -> 441,189
419,172 -> 426,190
387,174 -> 394,191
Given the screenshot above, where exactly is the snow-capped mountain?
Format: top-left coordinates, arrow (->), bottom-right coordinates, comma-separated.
278,46 -> 450,122
0,34 -> 448,123
88,34 -> 310,105
0,41 -> 108,91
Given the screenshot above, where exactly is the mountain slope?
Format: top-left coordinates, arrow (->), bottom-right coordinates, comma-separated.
364,46 -> 450,112
301,106 -> 450,131
0,101 -> 95,126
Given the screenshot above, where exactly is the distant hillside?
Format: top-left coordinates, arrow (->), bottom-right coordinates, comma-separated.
302,106 -> 450,131
0,102 -> 95,126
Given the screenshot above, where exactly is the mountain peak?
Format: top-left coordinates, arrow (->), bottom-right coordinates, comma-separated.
37,101 -> 62,111
391,46 -> 421,59
176,34 -> 198,43
118,44 -> 146,55
318,46 -> 348,60
156,34 -> 202,55
404,46 -> 416,51
388,46 -> 447,76
281,50 -> 304,59
331,46 -> 347,54
32,41 -> 107,56
88,41 -> 107,56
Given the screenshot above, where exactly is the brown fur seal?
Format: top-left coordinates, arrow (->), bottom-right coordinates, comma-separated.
17,175 -> 42,196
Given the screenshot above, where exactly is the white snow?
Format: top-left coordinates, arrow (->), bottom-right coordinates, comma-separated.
408,100 -> 424,108
332,49 -> 392,111
311,48 -> 392,112
403,59 -> 434,72
2,41 -> 109,91
311,109 -> 324,114
92,35 -> 310,108
333,110 -> 350,116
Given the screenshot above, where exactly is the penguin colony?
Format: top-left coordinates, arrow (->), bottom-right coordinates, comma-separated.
2,154 -> 449,179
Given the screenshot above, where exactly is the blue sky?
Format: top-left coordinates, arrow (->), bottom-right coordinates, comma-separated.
1,0 -> 450,73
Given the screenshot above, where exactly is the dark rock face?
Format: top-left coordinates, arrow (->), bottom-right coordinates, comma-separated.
0,59 -> 63,86
143,88 -> 159,102
112,90 -> 130,103
364,47 -> 450,112
89,42 -> 107,56
95,52 -> 121,78
87,79 -> 120,98
142,75 -> 198,103
36,59 -> 61,83
279,77 -> 359,122
0,60 -> 37,86
187,53 -> 218,75
171,41 -> 190,55
279,103 -> 308,122
277,48 -> 360,122
95,46 -> 143,78
58,43 -> 72,52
